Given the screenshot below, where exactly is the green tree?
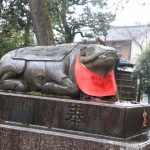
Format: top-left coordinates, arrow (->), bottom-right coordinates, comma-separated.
0,0 -> 35,57
0,0 -> 115,54
47,0 -> 115,43
133,46 -> 150,101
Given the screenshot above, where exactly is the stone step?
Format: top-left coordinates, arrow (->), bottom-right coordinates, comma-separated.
0,123 -> 150,150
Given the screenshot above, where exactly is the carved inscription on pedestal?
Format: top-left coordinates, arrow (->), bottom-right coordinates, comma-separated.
66,104 -> 86,125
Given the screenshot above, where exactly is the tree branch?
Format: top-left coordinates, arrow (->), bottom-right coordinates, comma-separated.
74,31 -> 84,37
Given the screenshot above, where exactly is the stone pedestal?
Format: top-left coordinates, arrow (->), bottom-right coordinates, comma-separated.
0,92 -> 150,139
0,91 -> 150,149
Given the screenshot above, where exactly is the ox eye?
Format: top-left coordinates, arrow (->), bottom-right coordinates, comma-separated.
80,46 -> 87,56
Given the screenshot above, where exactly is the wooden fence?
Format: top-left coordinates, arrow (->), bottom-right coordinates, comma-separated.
116,71 -> 137,101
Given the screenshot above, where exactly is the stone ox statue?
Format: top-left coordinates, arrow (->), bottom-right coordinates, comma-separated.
0,43 -> 118,97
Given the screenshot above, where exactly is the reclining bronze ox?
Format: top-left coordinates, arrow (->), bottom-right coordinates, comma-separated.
0,43 -> 118,97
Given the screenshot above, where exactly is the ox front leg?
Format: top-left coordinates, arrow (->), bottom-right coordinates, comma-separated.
0,80 -> 26,92
42,77 -> 79,97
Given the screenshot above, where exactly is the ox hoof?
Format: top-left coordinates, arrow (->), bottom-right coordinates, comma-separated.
15,82 -> 25,92
42,83 -> 53,94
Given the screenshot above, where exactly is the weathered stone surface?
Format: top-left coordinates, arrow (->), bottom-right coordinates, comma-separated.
0,92 -> 150,139
0,123 -> 150,150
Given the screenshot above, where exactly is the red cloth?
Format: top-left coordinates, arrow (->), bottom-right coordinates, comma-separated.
75,56 -> 117,97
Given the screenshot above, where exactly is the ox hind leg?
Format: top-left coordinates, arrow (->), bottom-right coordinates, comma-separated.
0,65 -> 26,92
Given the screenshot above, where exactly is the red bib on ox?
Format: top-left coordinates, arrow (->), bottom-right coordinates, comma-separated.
75,56 -> 117,97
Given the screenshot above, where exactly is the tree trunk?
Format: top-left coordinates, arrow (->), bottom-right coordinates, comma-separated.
148,93 -> 150,104
28,0 -> 55,45
65,33 -> 74,43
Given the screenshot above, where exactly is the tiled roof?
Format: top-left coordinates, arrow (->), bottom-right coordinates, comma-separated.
106,25 -> 150,41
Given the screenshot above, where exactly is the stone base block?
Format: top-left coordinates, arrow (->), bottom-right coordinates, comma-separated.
0,124 -> 150,150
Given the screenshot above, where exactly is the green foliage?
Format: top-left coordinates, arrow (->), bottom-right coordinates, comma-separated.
0,0 -> 35,57
47,0 -> 114,43
81,6 -> 114,38
0,0 -> 114,52
133,46 -> 150,95
0,30 -> 35,58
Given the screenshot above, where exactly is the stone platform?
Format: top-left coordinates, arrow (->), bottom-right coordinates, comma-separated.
0,91 -> 150,139
0,123 -> 150,150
